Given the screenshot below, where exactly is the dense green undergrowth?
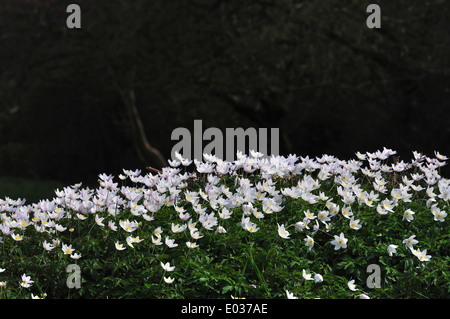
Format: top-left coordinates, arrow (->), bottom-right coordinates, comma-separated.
0,176 -> 65,204
0,149 -> 448,299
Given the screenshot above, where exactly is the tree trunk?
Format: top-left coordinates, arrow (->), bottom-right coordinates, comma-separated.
121,88 -> 168,169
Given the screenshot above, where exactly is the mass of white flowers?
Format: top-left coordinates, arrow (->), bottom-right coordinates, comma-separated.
0,148 -> 448,298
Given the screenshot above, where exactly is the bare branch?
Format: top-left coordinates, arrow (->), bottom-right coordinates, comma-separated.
127,88 -> 168,169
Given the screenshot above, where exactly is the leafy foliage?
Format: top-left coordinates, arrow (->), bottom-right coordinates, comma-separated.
0,149 -> 449,299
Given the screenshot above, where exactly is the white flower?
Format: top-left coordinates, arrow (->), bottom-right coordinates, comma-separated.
330,232 -> 348,250
376,204 -> 388,215
62,243 -> 74,255
252,209 -> 265,220
187,220 -> 197,232
328,202 -> 340,215
415,249 -> 432,262
70,253 -> 82,260
165,237 -> 178,248
431,206 -> 447,222
277,224 -> 290,239
341,206 -> 353,219
174,205 -> 185,214
403,209 -> 415,222
302,269 -> 314,281
154,227 -> 163,237
190,229 -> 203,240
95,215 -> 105,227
142,213 -> 154,222
119,219 -> 139,232
348,279 -> 358,291
108,221 -> 117,231
152,235 -> 163,246
314,274 -> 323,283
364,197 -> 374,207
161,262 -> 175,272
179,211 -> 191,221
164,276 -> 175,284
20,273 -> 34,288
286,290 -> 298,299
219,207 -> 233,219
243,220 -> 260,233
381,199 -> 395,212
295,220 -> 308,232
318,210 -> 331,224
387,244 -> 398,256
312,220 -> 320,234
216,226 -> 227,234
42,240 -> 55,251
11,233 -> 23,241
55,224 -> 67,232
250,150 -> 264,158
304,210 -> 316,220
349,217 -> 362,230
434,151 -> 448,161
409,246 -> 420,257
115,242 -> 126,250
186,241 -> 198,249
403,235 -> 418,249
126,236 -> 143,248
304,235 -> 314,250
171,223 -> 187,233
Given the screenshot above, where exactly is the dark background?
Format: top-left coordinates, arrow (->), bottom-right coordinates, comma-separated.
0,0 -> 449,195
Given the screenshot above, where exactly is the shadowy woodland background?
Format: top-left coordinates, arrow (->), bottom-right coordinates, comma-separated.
0,0 -> 449,201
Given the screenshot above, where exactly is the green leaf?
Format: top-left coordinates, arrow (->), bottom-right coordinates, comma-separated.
222,285 -> 234,294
